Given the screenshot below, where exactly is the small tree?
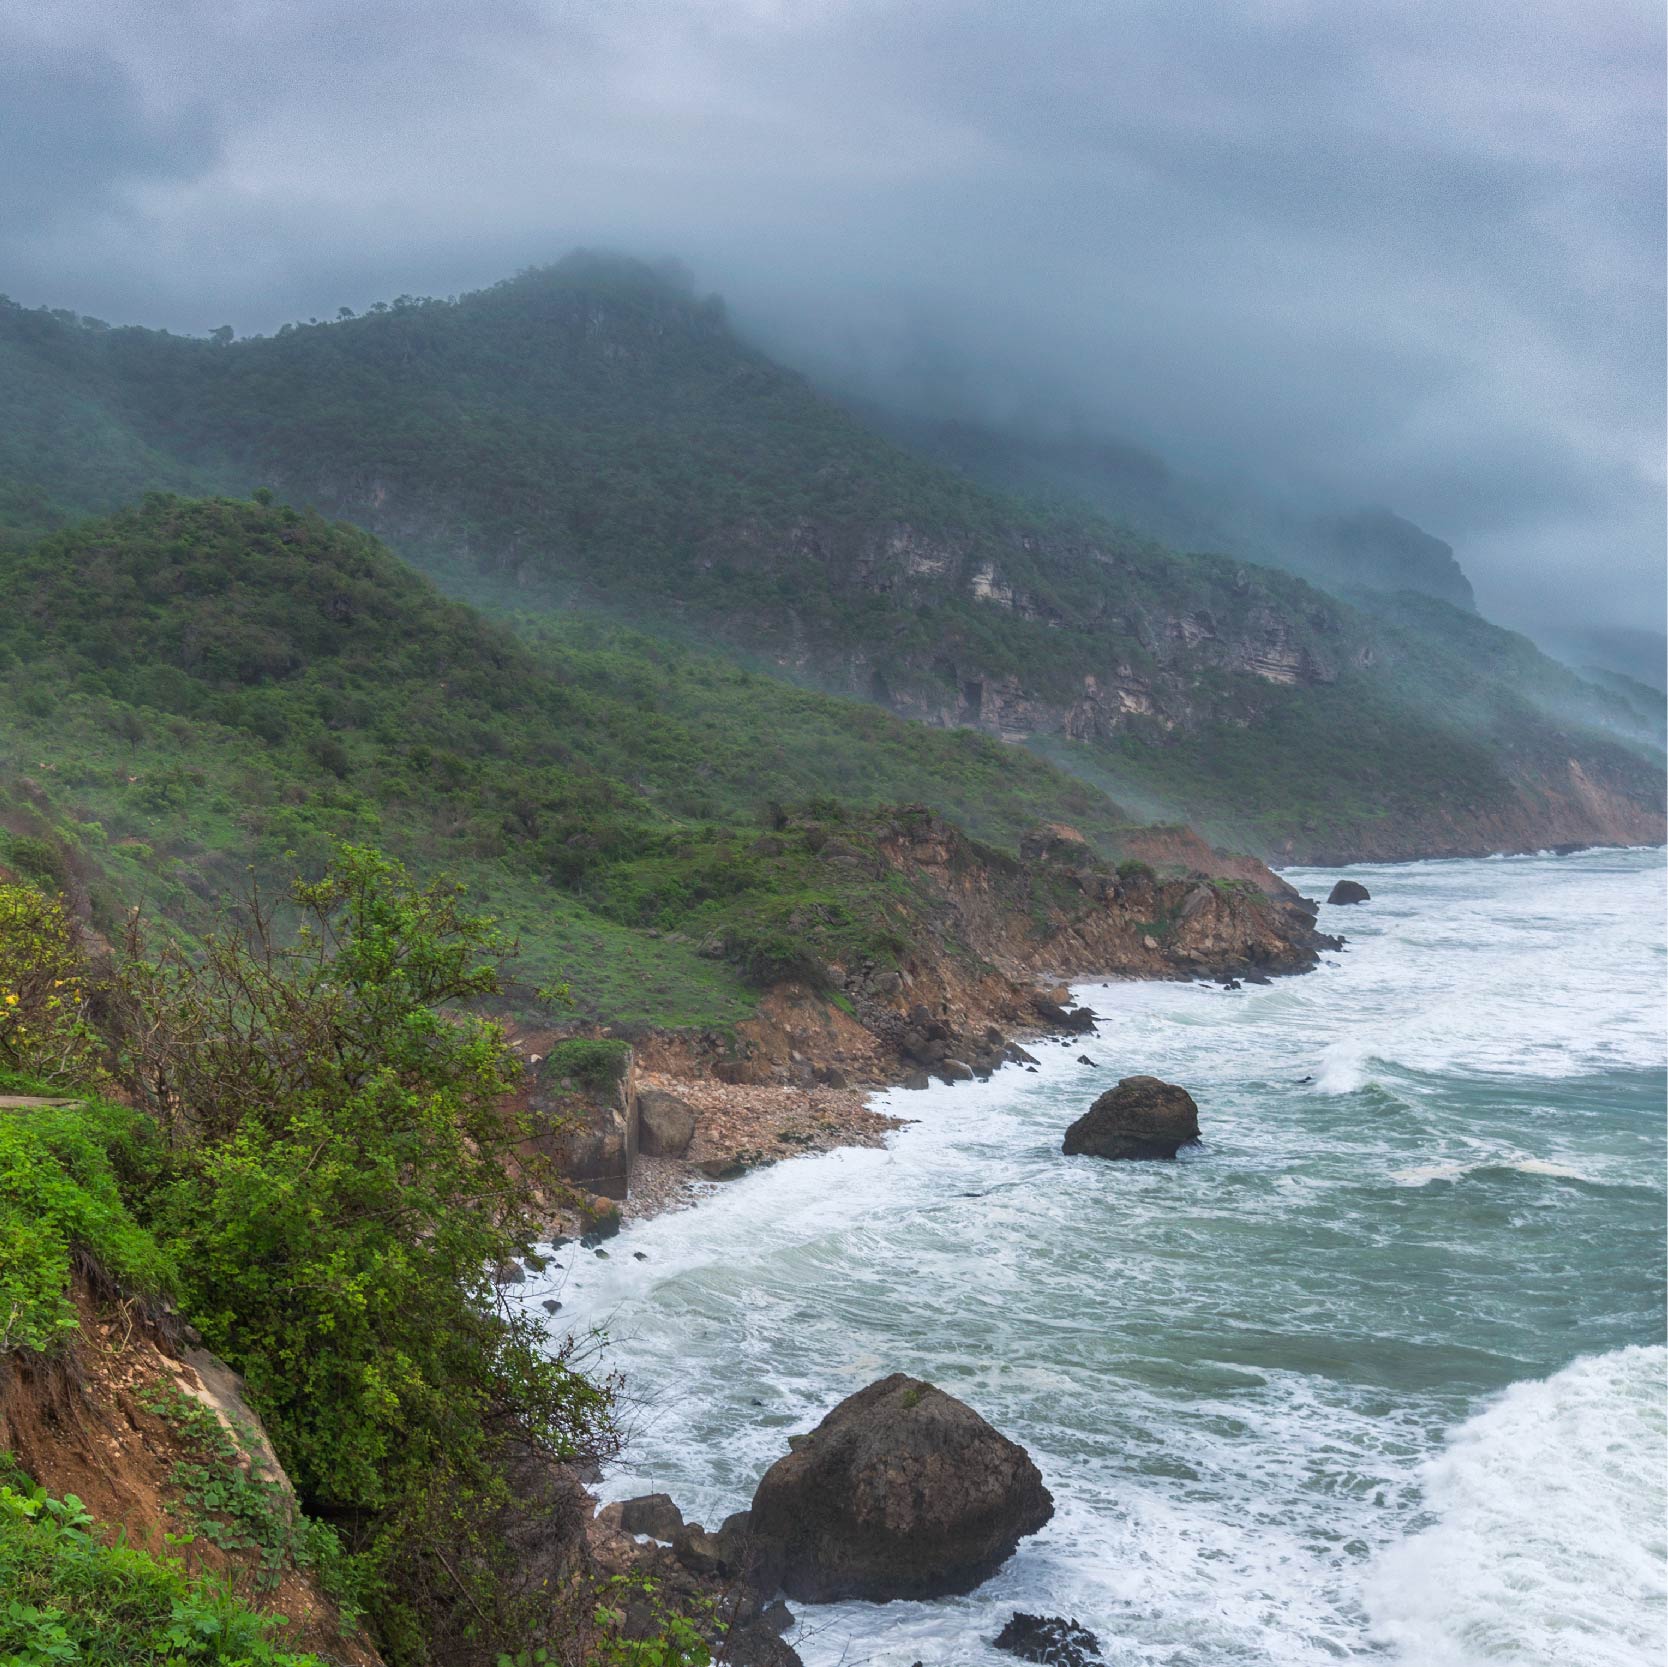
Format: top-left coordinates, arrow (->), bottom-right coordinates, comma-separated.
113,846 -> 619,1654
0,886 -> 101,1085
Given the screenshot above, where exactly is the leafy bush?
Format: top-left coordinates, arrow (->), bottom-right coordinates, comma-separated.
0,1096 -> 173,1354
0,886 -> 102,1085
138,1382 -> 363,1619
111,846 -> 620,1658
539,1038 -> 631,1095
0,1470 -> 325,1665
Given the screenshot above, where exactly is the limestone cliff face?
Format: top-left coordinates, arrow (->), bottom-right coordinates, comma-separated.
699,516 -> 1353,741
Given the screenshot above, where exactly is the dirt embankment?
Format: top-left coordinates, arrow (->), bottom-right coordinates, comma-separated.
0,1272 -> 382,1666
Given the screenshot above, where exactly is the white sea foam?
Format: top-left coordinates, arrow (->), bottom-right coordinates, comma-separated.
1315,1037 -> 1378,1094
545,850 -> 1666,1666
1367,1345 -> 1668,1667
1389,1154 -> 1590,1186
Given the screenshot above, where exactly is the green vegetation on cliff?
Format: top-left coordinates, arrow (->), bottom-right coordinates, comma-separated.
0,1468 -> 326,1667
0,851 -> 630,1663
1,257 -> 1657,862
0,494 -> 1155,1027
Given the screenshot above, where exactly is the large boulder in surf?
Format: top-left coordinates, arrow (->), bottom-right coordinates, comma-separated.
1326,879 -> 1371,905
994,1613 -> 1104,1667
1062,1075 -> 1200,1161
596,1492 -> 684,1542
747,1373 -> 1053,1601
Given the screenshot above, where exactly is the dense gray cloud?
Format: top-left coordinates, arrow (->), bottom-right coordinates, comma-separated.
1,0 -> 1661,632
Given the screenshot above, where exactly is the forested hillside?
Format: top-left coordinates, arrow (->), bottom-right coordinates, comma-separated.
0,494 -> 1186,1026
0,257 -> 1660,860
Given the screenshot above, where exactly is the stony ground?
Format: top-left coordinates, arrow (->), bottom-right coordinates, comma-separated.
624,1074 -> 910,1219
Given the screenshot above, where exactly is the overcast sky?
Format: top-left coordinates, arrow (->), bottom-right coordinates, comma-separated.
2,0 -> 1662,632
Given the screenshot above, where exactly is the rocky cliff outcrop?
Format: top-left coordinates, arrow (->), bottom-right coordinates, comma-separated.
621,807 -> 1335,1106
524,1040 -> 639,1200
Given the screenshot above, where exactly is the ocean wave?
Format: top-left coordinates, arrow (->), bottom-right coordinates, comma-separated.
1389,1155 -> 1589,1187
1314,1038 -> 1382,1094
1366,1344 -> 1668,1667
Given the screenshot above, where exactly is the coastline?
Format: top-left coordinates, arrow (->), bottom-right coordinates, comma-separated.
622,1072 -> 910,1220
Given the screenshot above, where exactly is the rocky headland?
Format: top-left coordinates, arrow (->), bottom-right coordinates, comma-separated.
510,808 -> 1335,1223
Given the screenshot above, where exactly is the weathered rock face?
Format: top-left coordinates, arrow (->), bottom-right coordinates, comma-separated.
748,1373 -> 1054,1602
526,1042 -> 638,1199
1327,880 -> 1371,905
637,1088 -> 696,1157
994,1613 -> 1104,1667
1062,1075 -> 1200,1161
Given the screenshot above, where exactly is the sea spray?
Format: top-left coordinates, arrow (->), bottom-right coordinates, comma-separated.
544,850 -> 1667,1665
1367,1345 -> 1667,1667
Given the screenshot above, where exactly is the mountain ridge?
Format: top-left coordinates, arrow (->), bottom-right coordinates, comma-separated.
0,255 -> 1660,864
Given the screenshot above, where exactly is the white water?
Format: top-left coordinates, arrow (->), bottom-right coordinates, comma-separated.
540,849 -> 1667,1665
1367,1344 -> 1667,1667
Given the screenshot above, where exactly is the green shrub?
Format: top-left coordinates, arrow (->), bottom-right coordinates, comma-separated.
0,886 -> 103,1086
540,1037 -> 632,1094
0,1097 -> 173,1354
0,1470 -> 325,1665
113,846 -> 621,1659
137,1382 -> 364,1620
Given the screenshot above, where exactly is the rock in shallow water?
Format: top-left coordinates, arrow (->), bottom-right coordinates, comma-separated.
748,1373 -> 1053,1602
597,1492 -> 684,1542
1062,1075 -> 1200,1161
1327,879 -> 1371,905
993,1612 -> 1103,1666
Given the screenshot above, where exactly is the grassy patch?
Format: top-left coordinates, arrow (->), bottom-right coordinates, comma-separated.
0,1467 -> 327,1665
0,1089 -> 173,1355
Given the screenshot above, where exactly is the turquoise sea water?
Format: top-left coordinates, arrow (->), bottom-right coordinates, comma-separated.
546,848 -> 1667,1665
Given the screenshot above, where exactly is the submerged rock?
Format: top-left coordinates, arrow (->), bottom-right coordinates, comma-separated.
993,1613 -> 1103,1666
1326,880 -> 1371,905
1063,1075 -> 1200,1161
748,1372 -> 1053,1602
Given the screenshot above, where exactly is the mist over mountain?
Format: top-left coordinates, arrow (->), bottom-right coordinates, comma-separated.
4,0 -> 1661,645
1,255 -> 1657,865
865,409 -> 1480,614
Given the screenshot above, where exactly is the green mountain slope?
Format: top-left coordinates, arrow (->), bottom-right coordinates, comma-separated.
0,494 -> 1179,1025
876,414 -> 1479,612
0,259 -> 1660,861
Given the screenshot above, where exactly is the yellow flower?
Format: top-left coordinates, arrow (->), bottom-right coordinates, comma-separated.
3,994 -> 16,1006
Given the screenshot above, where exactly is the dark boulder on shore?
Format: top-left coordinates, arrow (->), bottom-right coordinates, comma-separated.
747,1373 -> 1054,1602
994,1613 -> 1104,1667
597,1492 -> 684,1542
1031,995 -> 1098,1034
638,1088 -> 697,1157
1326,880 -> 1371,905
1062,1075 -> 1200,1161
